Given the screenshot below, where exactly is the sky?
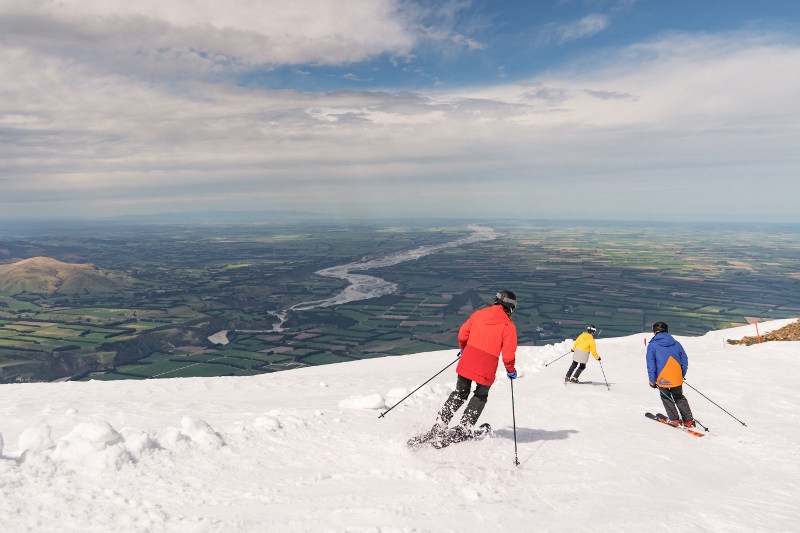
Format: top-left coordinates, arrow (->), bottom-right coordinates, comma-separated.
2,0 -> 800,223
1,318 -> 798,532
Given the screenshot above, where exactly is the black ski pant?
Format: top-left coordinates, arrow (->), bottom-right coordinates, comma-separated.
566,361 -> 586,379
437,374 -> 490,429
658,385 -> 694,422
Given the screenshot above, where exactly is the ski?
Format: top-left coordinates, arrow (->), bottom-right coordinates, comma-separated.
429,423 -> 492,449
565,380 -> 592,385
645,412 -> 705,437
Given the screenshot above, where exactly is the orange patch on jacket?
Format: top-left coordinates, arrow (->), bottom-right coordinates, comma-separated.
656,356 -> 683,387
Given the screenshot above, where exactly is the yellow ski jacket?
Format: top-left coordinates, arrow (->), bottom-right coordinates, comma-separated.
572,332 -> 600,359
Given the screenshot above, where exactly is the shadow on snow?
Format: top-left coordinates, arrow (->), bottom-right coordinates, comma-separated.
492,427 -> 577,443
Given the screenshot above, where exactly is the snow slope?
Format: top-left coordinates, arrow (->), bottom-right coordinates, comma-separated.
1,319 -> 798,533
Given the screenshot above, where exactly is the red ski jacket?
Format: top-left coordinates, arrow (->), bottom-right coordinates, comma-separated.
456,304 -> 517,386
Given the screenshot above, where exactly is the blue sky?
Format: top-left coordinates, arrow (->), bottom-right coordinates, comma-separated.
246,1 -> 800,92
1,0 -> 799,222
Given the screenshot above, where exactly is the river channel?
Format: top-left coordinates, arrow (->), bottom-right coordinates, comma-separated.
269,225 -> 498,331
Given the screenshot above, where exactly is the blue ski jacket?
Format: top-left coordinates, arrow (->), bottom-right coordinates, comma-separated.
646,332 -> 688,388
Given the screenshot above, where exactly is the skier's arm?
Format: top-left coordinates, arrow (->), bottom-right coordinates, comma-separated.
679,346 -> 688,377
501,324 -> 517,373
457,316 -> 473,350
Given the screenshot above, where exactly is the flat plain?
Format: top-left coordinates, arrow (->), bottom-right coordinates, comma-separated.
0,219 -> 797,382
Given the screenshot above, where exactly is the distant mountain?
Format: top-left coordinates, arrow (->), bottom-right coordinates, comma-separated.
0,257 -> 134,295
104,210 -> 322,224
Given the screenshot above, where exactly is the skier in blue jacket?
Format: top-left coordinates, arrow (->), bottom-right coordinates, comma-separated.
646,321 -> 695,427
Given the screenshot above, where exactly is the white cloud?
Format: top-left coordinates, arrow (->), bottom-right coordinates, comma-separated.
539,13 -> 610,46
451,33 -> 486,51
0,0 -> 416,70
0,3 -> 798,222
558,14 -> 610,43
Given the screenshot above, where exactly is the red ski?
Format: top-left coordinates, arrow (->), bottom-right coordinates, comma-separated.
645,412 -> 705,437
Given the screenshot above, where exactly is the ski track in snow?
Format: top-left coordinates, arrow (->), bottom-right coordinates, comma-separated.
0,319 -> 799,532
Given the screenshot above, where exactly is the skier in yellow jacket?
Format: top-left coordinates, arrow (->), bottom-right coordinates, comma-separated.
565,325 -> 601,383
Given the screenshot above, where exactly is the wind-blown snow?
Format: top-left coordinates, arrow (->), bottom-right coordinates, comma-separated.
1,319 -> 798,532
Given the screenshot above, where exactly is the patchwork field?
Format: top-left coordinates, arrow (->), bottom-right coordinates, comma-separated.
0,219 -> 797,382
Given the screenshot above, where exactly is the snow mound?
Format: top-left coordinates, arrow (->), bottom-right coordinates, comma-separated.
0,319 -> 798,532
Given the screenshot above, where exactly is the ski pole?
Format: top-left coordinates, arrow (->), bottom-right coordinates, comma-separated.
378,351 -> 461,418
510,378 -> 520,467
659,388 -> 709,431
544,351 -> 571,367
684,380 -> 747,427
598,359 -> 610,390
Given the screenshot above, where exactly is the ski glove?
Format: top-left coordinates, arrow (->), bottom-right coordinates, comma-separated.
507,370 -> 517,379
649,382 -> 656,388
597,357 -> 602,361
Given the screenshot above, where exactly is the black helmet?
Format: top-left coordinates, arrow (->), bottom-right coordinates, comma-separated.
587,325 -> 597,334
494,290 -> 517,312
652,321 -> 669,333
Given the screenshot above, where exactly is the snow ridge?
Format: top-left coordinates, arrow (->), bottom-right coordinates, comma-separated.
1,320 -> 798,532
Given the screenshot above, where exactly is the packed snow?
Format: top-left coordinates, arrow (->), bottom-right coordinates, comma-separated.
1,319 -> 798,532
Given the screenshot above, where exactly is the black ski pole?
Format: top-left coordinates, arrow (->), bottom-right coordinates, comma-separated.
684,380 -> 747,427
544,351 -> 571,367
598,359 -> 610,390
510,378 -> 520,466
659,388 -> 708,431
378,351 -> 460,418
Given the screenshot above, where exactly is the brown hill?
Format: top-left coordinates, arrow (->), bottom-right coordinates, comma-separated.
0,256 -> 134,295
727,319 -> 800,346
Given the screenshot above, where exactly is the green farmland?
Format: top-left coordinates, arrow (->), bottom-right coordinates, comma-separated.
0,219 -> 797,383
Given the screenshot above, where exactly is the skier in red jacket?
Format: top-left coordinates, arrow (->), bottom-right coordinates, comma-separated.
424,290 -> 518,443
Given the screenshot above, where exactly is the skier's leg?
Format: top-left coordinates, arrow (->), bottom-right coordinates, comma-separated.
437,375 -> 472,425
457,383 -> 490,429
565,361 -> 578,379
412,376 -> 472,443
659,387 -> 680,421
671,385 -> 694,422
572,363 -> 587,379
